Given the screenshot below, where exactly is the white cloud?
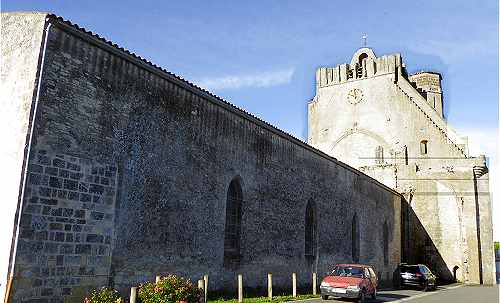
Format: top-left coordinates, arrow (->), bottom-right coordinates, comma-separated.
459,127 -> 499,241
408,28 -> 497,66
197,68 -> 295,90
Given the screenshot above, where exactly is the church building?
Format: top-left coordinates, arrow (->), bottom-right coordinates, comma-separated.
309,47 -> 495,284
1,12 -> 495,302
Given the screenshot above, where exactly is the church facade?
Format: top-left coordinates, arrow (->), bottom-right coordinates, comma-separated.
308,47 -> 495,285
0,12 -> 494,302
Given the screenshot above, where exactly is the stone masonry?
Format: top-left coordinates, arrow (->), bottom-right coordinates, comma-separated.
309,47 -> 495,285
2,13 -> 404,302
15,149 -> 117,299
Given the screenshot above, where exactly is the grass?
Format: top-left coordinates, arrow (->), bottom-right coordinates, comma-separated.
208,294 -> 320,303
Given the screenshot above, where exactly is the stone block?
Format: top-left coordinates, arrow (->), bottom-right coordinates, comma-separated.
45,166 -> 58,176
55,232 -> 65,242
75,244 -> 92,254
59,169 -> 70,178
66,163 -> 81,171
39,187 -> 52,197
53,158 -> 66,168
60,244 -> 74,254
86,234 -> 103,243
69,172 -> 83,180
49,177 -> 62,188
64,179 -> 78,191
90,211 -> 104,220
68,191 -> 79,201
29,164 -> 44,173
89,184 -> 104,195
80,193 -> 91,202
49,223 -> 63,231
35,231 -> 48,241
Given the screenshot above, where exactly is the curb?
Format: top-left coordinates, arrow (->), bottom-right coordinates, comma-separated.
287,284 -> 466,303
377,284 -> 464,302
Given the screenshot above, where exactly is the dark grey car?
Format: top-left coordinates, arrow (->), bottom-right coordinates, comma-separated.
399,264 -> 436,291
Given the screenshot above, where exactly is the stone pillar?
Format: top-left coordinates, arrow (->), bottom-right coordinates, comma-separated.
473,162 -> 496,284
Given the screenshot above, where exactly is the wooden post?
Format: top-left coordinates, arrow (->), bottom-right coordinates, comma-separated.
237,274 -> 243,303
312,272 -> 317,295
4,275 -> 13,303
267,273 -> 273,299
130,287 -> 137,303
156,275 -> 161,283
292,272 -> 297,297
203,274 -> 208,303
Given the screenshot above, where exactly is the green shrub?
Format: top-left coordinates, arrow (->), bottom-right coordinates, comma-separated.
138,274 -> 202,303
84,287 -> 123,303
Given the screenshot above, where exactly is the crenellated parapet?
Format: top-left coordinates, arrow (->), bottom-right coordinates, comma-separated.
316,48 -> 403,87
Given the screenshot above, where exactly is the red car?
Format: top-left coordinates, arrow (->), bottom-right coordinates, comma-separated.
320,264 -> 378,303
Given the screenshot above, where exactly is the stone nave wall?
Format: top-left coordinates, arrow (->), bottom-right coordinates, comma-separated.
8,14 -> 402,302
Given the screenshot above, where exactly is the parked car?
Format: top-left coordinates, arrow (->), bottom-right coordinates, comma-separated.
320,264 -> 378,303
399,264 -> 436,291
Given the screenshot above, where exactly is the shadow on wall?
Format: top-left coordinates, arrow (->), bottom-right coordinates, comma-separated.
400,199 -> 455,285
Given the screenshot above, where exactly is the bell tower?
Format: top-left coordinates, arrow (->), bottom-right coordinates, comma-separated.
408,72 -> 444,118
307,47 -> 495,285
308,47 -> 404,169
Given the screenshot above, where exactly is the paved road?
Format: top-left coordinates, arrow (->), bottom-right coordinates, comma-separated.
297,284 -> 499,303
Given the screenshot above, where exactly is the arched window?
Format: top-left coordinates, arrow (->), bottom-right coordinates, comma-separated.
383,221 -> 389,265
352,214 -> 360,262
224,178 -> 243,266
358,53 -> 368,65
305,200 -> 317,259
375,146 -> 384,164
404,145 -> 409,165
420,140 -> 428,155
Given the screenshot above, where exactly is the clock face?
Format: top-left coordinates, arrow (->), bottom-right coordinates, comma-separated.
347,88 -> 363,105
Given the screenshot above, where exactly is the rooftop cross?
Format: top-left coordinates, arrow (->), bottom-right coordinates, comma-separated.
362,34 -> 367,47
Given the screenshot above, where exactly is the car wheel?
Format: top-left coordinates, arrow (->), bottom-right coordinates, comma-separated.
321,295 -> 328,300
422,281 -> 428,292
371,289 -> 377,300
358,289 -> 366,303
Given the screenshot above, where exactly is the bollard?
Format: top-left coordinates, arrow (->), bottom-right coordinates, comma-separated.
312,272 -> 317,295
156,275 -> 161,283
267,273 -> 273,299
238,274 -> 243,303
292,272 -> 297,297
203,274 -> 208,303
130,287 -> 137,303
198,280 -> 205,303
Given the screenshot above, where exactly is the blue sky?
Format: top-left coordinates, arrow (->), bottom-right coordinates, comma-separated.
3,0 -> 499,238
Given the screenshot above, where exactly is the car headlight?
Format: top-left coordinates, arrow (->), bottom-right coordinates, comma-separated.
347,285 -> 360,290
320,281 -> 330,287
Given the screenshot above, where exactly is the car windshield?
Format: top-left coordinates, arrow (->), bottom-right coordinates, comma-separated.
330,266 -> 364,278
401,266 -> 420,274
